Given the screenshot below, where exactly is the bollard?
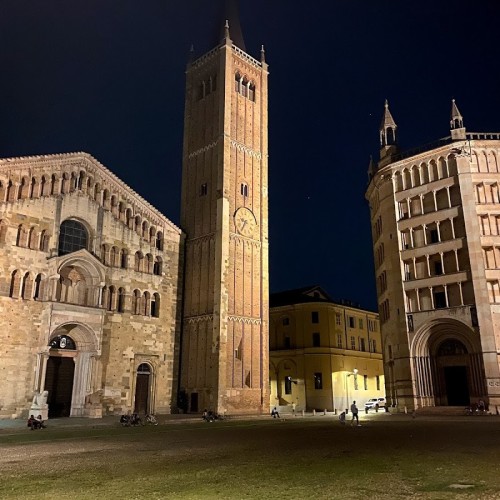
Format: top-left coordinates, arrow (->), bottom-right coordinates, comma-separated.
302,409 -> 305,417
312,409 -> 316,416
324,409 -> 327,416
365,407 -> 368,414
404,406 -> 408,414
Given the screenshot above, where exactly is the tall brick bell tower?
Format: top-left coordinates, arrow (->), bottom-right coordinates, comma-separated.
180,1 -> 269,414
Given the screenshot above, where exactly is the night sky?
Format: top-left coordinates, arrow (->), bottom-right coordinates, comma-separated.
1,1 -> 499,311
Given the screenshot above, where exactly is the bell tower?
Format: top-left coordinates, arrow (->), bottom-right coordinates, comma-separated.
180,4 -> 269,414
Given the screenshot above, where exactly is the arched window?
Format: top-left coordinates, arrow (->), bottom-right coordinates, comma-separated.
49,174 -> 57,195
156,231 -> 163,251
107,286 -> 116,311
111,195 -> 118,216
39,230 -> 49,252
9,270 -> 21,298
132,289 -> 141,314
137,363 -> 151,374
39,176 -> 47,196
110,246 -> 118,267
149,226 -> 156,244
103,189 -> 110,209
146,254 -> 154,274
101,286 -> 109,308
70,172 -> 77,191
78,171 -> 85,190
101,244 -> 108,264
16,225 -> 24,247
151,293 -> 160,318
33,274 -> 44,300
30,177 -> 37,198
135,215 -> 142,233
61,173 -> 70,194
58,219 -> 89,256
21,272 -> 33,299
437,339 -> 468,356
143,291 -> 151,316
50,335 -> 76,350
153,257 -> 162,276
135,251 -> 143,272
117,287 -> 126,313
28,227 -> 37,249
118,202 -> 126,222
120,248 -> 128,269
18,177 -> 29,199
6,180 -> 15,202
126,209 -> 133,228
142,221 -> 149,239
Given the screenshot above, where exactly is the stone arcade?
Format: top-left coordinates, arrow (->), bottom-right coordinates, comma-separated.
0,6 -> 269,419
366,100 -> 500,412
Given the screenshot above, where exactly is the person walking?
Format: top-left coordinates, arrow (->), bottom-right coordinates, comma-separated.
350,401 -> 360,426
291,402 -> 296,416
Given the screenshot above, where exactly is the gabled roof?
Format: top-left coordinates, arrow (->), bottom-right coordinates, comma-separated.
270,285 -> 333,308
270,285 -> 375,312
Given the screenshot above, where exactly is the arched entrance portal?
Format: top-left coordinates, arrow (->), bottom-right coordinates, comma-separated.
436,339 -> 470,406
41,323 -> 100,418
411,319 -> 486,408
134,363 -> 152,414
45,335 -> 76,418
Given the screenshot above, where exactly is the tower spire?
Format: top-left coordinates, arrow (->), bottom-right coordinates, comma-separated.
379,100 -> 398,163
217,0 -> 245,50
450,99 -> 466,140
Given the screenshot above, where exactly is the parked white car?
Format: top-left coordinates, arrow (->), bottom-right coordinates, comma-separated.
364,397 -> 386,410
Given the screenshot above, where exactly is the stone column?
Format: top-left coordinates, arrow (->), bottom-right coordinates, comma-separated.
71,352 -> 92,417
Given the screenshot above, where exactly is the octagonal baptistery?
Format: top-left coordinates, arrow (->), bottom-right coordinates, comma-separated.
366,100 -> 500,412
0,152 -> 183,419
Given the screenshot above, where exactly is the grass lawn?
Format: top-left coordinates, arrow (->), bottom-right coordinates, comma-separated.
1,416 -> 499,499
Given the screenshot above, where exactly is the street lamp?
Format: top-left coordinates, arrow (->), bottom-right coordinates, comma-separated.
346,368 -> 358,408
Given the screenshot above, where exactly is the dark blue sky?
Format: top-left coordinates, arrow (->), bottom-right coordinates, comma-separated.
1,1 -> 499,311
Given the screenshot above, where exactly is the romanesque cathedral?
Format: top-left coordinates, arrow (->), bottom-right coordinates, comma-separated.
0,10 -> 269,419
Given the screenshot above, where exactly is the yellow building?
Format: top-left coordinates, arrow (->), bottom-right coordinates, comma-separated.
269,286 -> 384,412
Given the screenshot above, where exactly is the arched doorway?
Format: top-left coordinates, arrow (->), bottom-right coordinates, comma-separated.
134,363 -> 152,414
45,335 -> 76,418
411,319 -> 486,408
436,339 -> 470,406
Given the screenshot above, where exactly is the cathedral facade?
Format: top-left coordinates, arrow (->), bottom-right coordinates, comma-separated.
0,15 -> 269,419
366,100 -> 500,412
0,153 -> 183,419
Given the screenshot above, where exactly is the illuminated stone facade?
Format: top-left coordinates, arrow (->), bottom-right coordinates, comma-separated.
0,152 -> 183,419
269,286 -> 384,412
366,100 -> 500,411
179,29 -> 269,414
0,19 -> 269,419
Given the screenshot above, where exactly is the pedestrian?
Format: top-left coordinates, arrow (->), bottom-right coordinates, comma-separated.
339,410 -> 346,425
271,407 -> 280,418
291,402 -> 296,416
350,401 -> 360,426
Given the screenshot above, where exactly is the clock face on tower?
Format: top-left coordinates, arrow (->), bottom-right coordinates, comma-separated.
234,207 -> 256,237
